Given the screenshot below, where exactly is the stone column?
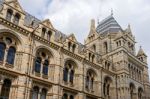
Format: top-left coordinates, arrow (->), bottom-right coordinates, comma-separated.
78,93 -> 85,99
0,80 -> 3,95
3,48 -> 8,65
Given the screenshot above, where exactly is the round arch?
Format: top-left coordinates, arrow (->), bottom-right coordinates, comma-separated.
0,29 -> 23,51
34,46 -> 55,64
64,58 -> 78,69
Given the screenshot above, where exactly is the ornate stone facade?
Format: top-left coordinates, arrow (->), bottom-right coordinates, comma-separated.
0,0 -> 150,99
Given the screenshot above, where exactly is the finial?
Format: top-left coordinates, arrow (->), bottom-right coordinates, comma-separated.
128,23 -> 131,29
111,8 -> 113,16
140,46 -> 142,49
91,19 -> 95,30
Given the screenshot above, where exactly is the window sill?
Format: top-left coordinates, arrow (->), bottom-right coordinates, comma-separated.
5,63 -> 14,68
42,74 -> 48,79
35,72 -> 41,77
0,61 -> 3,65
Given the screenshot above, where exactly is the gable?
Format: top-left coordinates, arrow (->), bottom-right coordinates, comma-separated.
5,0 -> 24,13
68,33 -> 77,42
41,19 -> 54,29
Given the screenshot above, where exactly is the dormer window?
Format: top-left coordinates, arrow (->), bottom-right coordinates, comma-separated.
72,44 -> 76,53
14,13 -> 21,25
104,42 -> 108,53
68,42 -> 71,51
47,31 -> 52,41
41,28 -> 46,38
6,9 -> 13,21
93,44 -> 96,52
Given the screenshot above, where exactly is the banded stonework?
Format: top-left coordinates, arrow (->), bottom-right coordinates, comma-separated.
0,0 -> 150,99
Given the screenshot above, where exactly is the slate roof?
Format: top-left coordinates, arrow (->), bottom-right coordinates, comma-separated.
96,15 -> 123,35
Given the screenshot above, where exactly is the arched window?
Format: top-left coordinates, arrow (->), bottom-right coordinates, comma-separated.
69,70 -> 74,83
86,76 -> 89,89
103,77 -> 112,96
93,44 -> 96,52
89,53 -> 91,61
70,95 -> 74,99
68,42 -> 71,51
47,31 -> 52,41
86,70 -> 95,91
138,88 -> 143,99
104,42 -> 108,53
32,86 -> 39,99
0,79 -> 11,99
0,43 -> 6,61
63,61 -> 76,84
43,59 -> 49,75
14,13 -> 21,25
62,93 -> 68,99
6,47 -> 16,65
63,67 -> 68,82
41,28 -> 46,38
91,55 -> 95,62
72,44 -> 76,53
6,9 -> 13,21
130,83 -> 135,99
41,88 -> 47,99
34,57 -> 42,73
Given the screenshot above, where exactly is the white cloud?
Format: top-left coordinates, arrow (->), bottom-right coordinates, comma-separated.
18,0 -> 150,76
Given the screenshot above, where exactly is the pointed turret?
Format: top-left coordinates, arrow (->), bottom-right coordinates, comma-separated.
88,19 -> 97,36
85,19 -> 99,44
137,46 -> 147,63
126,24 -> 133,36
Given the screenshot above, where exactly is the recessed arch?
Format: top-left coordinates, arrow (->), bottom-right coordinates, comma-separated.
64,58 -> 78,68
0,29 -> 23,50
86,68 -> 97,77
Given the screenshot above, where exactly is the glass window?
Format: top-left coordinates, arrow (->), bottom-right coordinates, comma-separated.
70,95 -> 74,99
42,28 -> 46,38
41,89 -> 47,99
0,79 -> 11,99
69,70 -> 74,83
62,94 -> 68,99
14,13 -> 20,25
32,86 -> 39,99
63,67 -> 68,82
0,43 -> 6,61
35,57 -> 42,73
43,60 -> 49,75
6,47 -> 16,65
47,31 -> 52,41
6,9 -> 13,21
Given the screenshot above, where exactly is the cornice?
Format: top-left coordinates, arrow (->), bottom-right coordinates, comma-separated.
0,17 -> 30,36
0,16 -> 104,71
32,34 -> 60,50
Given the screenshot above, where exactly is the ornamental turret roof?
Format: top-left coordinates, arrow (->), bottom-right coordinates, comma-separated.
96,15 -> 123,35
137,46 -> 147,57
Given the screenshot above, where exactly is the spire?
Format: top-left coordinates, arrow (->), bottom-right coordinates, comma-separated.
90,19 -> 95,31
137,46 -> 147,57
89,19 -> 97,36
111,8 -> 113,16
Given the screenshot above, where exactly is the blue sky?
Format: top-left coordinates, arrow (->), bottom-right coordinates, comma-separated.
18,0 -> 150,75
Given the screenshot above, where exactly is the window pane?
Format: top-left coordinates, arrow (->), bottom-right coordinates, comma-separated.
6,9 -> 13,21
32,87 -> 39,99
69,70 -> 74,83
6,47 -> 16,65
41,89 -> 47,99
0,79 -> 11,99
35,57 -> 41,73
63,67 -> 68,82
0,43 -> 5,61
43,66 -> 48,75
